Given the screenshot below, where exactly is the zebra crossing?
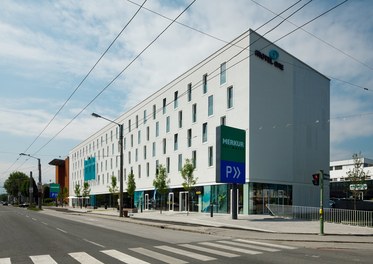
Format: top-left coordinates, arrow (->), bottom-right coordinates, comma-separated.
0,239 -> 297,263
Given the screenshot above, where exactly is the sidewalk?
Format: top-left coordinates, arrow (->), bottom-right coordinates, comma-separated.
57,206 -> 373,239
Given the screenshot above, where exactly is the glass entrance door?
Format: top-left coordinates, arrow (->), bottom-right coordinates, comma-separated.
168,192 -> 174,211
179,191 -> 188,212
144,194 -> 149,210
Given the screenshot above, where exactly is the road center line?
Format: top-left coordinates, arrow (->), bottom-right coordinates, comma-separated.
83,238 -> 105,248
42,222 -> 48,225
32,218 -> 37,221
56,228 -> 67,233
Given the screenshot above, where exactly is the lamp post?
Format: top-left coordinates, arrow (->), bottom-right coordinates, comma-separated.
20,153 -> 42,209
92,113 -> 124,217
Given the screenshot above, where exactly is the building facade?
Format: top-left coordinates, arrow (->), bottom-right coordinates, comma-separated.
69,30 -> 330,214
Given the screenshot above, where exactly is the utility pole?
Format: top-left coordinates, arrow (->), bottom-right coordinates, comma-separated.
29,171 -> 33,206
38,158 -> 42,210
319,170 -> 324,236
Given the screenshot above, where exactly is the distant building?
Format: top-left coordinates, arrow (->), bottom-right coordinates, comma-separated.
49,157 -> 70,195
69,29 -> 330,214
330,158 -> 373,182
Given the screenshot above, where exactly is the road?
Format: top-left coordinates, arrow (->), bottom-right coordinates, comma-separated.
0,205 -> 371,263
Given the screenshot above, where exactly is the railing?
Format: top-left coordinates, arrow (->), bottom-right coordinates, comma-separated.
267,204 -> 373,227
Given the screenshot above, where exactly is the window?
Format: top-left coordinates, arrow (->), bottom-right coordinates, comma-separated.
124,137 -> 127,150
138,164 -> 141,179
192,150 -> 197,168
227,86 -> 233,109
221,116 -> 226,126
335,165 -> 343,170
143,110 -> 147,124
178,111 -> 182,128
146,126 -> 150,141
174,91 -> 178,109
163,98 -> 167,114
144,145 -> 147,160
131,134 -> 134,147
220,62 -> 226,84
192,103 -> 197,123
110,131 -> 113,142
203,73 -> 208,94
128,151 -> 131,164
138,130 -> 141,144
208,146 -> 213,166
152,142 -> 156,157
156,122 -> 159,137
128,119 -> 131,132
166,116 -> 170,133
136,115 -> 139,128
155,160 -> 159,174
135,148 -> 138,162
146,162 -> 150,177
166,157 -> 170,173
187,83 -> 192,102
208,95 -> 213,116
178,154 -> 182,171
174,133 -> 178,151
187,129 -> 192,147
153,104 -> 156,120
163,138 -> 167,154
202,122 -> 208,143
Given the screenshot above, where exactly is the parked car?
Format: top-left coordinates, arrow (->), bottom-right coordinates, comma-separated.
19,203 -> 29,208
2,202 -> 8,206
329,200 -> 336,208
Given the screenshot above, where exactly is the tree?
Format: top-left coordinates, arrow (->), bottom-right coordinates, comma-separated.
57,187 -> 68,207
127,171 -> 136,209
108,175 -> 119,208
180,159 -> 197,215
153,164 -> 170,214
4,171 -> 29,202
346,153 -> 368,210
82,182 -> 91,207
74,183 -> 81,208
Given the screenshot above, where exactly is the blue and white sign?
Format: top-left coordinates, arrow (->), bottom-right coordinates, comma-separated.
50,192 -> 58,199
220,160 -> 245,184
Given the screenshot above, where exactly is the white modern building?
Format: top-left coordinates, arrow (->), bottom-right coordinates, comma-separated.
69,29 -> 330,214
330,158 -> 373,182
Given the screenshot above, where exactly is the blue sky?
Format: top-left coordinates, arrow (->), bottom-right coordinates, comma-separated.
1,0 -> 373,193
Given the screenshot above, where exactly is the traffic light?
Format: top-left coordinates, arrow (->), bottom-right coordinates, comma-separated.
312,172 -> 320,186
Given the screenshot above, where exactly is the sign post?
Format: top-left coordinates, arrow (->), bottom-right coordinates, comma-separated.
50,183 -> 60,200
216,125 -> 246,219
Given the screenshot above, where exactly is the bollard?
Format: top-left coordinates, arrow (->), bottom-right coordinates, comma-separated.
210,203 -> 213,217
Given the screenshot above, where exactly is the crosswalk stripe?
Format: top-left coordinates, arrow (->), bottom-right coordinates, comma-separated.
180,244 -> 240,258
30,255 -> 58,264
199,242 -> 262,255
155,245 -> 216,261
101,249 -> 150,264
69,252 -> 104,264
0,258 -> 10,264
217,240 -> 280,252
234,239 -> 297,250
130,247 -> 188,264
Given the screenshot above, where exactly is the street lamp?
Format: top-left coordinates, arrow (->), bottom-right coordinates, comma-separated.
20,153 -> 42,209
92,112 -> 124,217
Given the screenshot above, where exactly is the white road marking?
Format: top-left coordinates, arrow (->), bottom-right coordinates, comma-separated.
32,218 -> 37,221
101,249 -> 150,264
180,243 -> 240,258
0,258 -> 11,264
83,238 -> 105,248
199,242 -> 262,255
155,245 -> 216,261
69,252 -> 104,264
130,247 -> 188,264
30,255 -> 58,264
234,239 -> 297,250
218,240 -> 280,252
56,228 -> 67,233
41,222 -> 48,225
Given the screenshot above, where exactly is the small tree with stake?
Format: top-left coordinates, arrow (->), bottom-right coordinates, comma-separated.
127,171 -> 136,209
74,183 -> 81,208
346,152 -> 368,210
82,182 -> 91,207
153,164 -> 170,214
108,175 -> 119,208
180,159 -> 197,215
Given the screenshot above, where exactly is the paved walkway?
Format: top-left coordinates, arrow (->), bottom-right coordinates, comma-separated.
55,206 -> 373,239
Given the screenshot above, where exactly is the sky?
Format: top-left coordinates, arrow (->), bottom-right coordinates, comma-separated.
1,0 -> 373,193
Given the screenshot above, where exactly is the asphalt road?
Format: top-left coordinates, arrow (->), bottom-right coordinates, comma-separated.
0,205 -> 371,263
